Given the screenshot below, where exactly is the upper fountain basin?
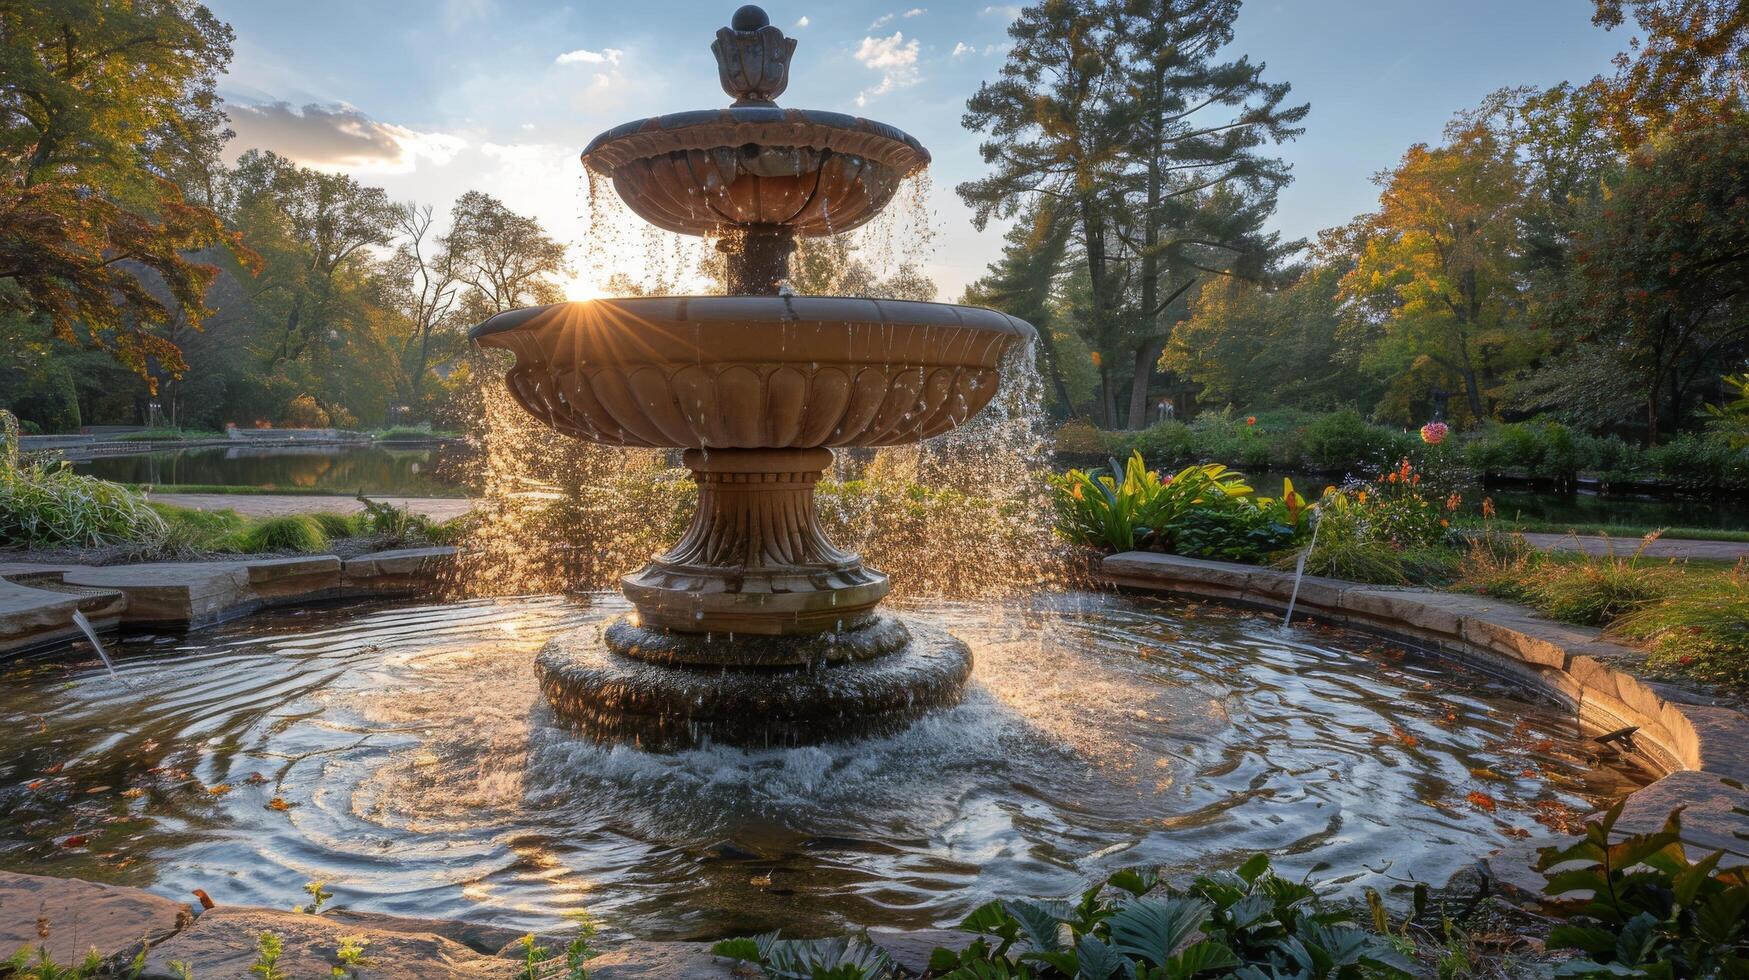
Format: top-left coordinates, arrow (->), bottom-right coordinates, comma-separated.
470,296 -> 1032,449
581,107 -> 930,237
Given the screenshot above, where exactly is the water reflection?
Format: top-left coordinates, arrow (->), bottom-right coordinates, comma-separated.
0,593 -> 1645,940
72,444 -> 474,496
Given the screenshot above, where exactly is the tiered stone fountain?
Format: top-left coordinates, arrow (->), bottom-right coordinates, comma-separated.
472,4 -> 1035,748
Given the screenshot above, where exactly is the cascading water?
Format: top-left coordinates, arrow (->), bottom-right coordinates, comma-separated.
464,4 -> 1052,748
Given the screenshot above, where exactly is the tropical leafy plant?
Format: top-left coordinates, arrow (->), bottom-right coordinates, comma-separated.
924,856 -> 1412,979
1050,451 -> 1271,553
711,933 -> 894,979
1539,801 -> 1749,977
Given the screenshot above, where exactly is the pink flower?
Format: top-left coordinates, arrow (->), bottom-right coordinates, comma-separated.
1420,421 -> 1449,445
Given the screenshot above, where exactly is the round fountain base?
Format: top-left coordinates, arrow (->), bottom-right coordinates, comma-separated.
536,616 -> 972,750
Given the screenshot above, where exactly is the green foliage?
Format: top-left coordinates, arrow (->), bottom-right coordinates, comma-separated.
311,511 -> 361,539
0,411 -> 170,550
514,912 -> 599,980
710,933 -> 894,979
236,515 -> 330,554
250,931 -> 288,980
1615,564 -> 1749,690
1297,410 -> 1414,473
1539,801 -> 1749,977
331,934 -> 371,979
924,855 -> 1412,979
1645,434 -> 1749,492
1,944 -> 136,980
1050,452 -> 1313,564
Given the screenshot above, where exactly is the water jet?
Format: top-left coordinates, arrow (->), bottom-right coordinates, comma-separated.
470,5 -> 1034,748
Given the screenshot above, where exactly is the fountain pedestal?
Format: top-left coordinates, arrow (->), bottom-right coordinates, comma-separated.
620,447 -> 888,635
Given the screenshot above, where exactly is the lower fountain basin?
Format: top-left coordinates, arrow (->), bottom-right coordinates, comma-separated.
536,615 -> 972,750
0,592 -> 1650,940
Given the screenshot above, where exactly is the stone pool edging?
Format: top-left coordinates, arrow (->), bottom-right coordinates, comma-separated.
1100,550 -> 1749,882
0,547 -> 458,658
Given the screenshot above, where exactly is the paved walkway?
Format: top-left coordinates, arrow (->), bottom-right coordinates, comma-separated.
148,492 -> 474,522
1522,531 -> 1749,562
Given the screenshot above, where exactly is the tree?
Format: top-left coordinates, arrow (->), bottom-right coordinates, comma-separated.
962,201 -> 1077,415
1110,0 -> 1305,429
1559,112 -> 1749,443
0,0 -> 250,388
1340,119 -> 1535,423
1592,0 -> 1749,146
444,191 -> 569,318
959,0 -> 1301,428
386,203 -> 460,412
959,0 -> 1131,426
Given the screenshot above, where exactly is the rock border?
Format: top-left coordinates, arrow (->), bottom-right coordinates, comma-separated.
1100,550 -> 1749,876
0,547 -> 458,659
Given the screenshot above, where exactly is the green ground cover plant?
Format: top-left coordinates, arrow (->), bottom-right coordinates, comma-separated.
0,411 -> 170,551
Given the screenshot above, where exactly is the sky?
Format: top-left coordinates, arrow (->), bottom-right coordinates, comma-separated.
204,0 -> 1633,300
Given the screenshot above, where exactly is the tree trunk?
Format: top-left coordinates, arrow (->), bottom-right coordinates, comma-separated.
1461,367 -> 1484,420
1127,342 -> 1154,430
1030,324 -> 1076,419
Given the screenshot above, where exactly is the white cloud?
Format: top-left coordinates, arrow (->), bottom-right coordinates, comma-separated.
869,12 -> 894,28
795,15 -> 810,27
554,47 -> 623,66
983,42 -> 1011,56
980,4 -> 1021,15
903,7 -> 926,16
853,31 -> 921,106
224,100 -> 465,174
951,41 -> 973,57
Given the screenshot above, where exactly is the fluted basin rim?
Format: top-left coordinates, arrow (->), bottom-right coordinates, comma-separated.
580,106 -> 930,176
469,295 -> 1035,347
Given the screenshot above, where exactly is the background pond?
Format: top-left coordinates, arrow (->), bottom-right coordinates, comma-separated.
0,592 -> 1647,940
72,444 -> 474,496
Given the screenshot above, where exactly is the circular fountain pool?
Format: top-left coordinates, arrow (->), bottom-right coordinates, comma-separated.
0,593 -> 1645,940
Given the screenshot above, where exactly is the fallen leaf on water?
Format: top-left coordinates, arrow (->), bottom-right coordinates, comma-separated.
206,784 -> 232,797
1466,791 -> 1498,813
26,780 -> 44,791
1391,725 -> 1419,748
243,773 -> 270,786
59,835 -> 88,849
1468,768 -> 1506,782
266,798 -> 295,811
40,763 -> 64,775
85,785 -> 112,794
121,788 -> 146,799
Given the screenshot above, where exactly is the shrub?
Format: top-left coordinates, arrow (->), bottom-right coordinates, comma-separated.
1052,419 -> 1110,455
237,515 -> 330,554
1539,801 -> 1749,977
923,856 -> 1412,978
1298,409 -> 1412,473
152,504 -> 250,554
0,411 -> 169,550
311,511 -> 361,539
1529,547 -> 1676,627
1128,419 -> 1196,465
279,394 -> 331,429
1646,432 -> 1749,490
375,426 -> 440,441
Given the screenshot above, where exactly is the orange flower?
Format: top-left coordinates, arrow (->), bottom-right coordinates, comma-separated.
1356,491 -> 1368,504
1089,351 -> 1102,367
1245,416 -> 1257,426
1481,497 -> 1496,519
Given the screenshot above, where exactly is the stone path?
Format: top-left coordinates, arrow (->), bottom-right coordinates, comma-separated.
147,493 -> 473,522
1522,531 -> 1749,562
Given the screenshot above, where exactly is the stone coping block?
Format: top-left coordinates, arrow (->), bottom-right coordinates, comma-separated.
0,577 -> 126,658
341,546 -> 458,594
143,906 -> 519,979
0,870 -> 192,968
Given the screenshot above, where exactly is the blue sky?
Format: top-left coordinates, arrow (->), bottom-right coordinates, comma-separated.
206,0 -> 1631,298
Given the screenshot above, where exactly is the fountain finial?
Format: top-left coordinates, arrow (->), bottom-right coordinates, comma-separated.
712,5 -> 797,105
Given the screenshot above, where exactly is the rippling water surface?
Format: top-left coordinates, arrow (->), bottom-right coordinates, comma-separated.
0,592 -> 1646,939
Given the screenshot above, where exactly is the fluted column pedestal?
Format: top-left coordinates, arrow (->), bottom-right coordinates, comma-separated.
620,447 -> 889,636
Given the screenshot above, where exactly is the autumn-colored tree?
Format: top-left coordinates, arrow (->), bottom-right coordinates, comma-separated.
1592,0 -> 1749,147
1560,112 -> 1749,444
1340,120 -> 1535,423
0,0 -> 251,389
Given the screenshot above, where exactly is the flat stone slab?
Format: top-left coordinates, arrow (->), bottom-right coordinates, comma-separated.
143,906 -> 519,979
0,870 -> 191,967
61,557 -> 340,629
0,577 -> 125,658
1523,531 -> 1749,562
580,940 -> 744,978
341,546 -> 457,592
